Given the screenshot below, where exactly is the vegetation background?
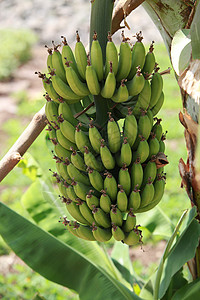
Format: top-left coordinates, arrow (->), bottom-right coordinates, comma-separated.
0,1 -> 191,299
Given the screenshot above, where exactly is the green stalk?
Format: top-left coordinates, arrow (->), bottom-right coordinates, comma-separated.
89,0 -> 114,128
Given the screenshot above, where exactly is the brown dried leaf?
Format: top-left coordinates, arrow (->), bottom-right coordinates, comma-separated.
179,110 -> 198,142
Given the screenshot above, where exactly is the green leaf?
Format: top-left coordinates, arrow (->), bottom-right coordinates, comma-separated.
0,202 -> 142,300
171,29 -> 191,75
18,152 -> 42,180
171,278 -> 200,300
33,293 -> 47,300
191,1 -> 200,59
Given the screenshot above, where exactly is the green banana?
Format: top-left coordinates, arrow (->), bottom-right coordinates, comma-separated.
132,136 -> 149,164
84,146 -> 104,172
54,144 -> 72,161
90,31 -> 104,82
75,31 -> 88,80
104,172 -> 118,202
126,67 -> 145,96
92,225 -> 112,242
148,133 -> 160,159
78,201 -> 97,226
123,228 -> 141,246
86,190 -> 100,209
137,110 -> 152,140
85,58 -> 101,95
116,137 -> 132,167
142,41 -> 156,76
58,102 -> 77,127
101,62 -> 116,98
118,164 -> 131,196
65,220 -> 81,238
122,209 -> 137,232
151,91 -> 164,116
107,113 -> 121,153
87,167 -> 104,192
88,121 -> 102,154
100,190 -> 112,213
127,31 -> 146,80
92,207 -> 111,228
112,224 -> 125,242
45,98 -> 59,128
146,109 -> 154,128
100,139 -> 115,170
56,161 -> 72,184
64,198 -> 90,225
58,115 -> 76,143
104,32 -> 118,77
117,185 -> 128,212
65,184 -> 77,202
51,41 -> 66,83
142,159 -> 157,188
76,224 -> 96,241
152,118 -> 163,141
123,108 -> 138,147
149,66 -> 163,109
70,148 -> 86,172
75,123 -> 92,153
111,79 -> 129,103
159,132 -> 167,153
65,60 -> 90,97
45,45 -> 53,70
128,185 -> 141,211
66,159 -> 90,185
72,180 -> 91,201
110,205 -> 123,227
116,31 -> 132,82
132,79 -> 151,117
61,36 -> 79,74
130,157 -> 143,190
56,128 -> 77,151
140,178 -> 155,208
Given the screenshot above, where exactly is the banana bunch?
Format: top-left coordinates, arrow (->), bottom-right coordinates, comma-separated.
38,30 -> 169,246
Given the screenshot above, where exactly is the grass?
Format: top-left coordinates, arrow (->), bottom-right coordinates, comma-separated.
0,41 -> 191,297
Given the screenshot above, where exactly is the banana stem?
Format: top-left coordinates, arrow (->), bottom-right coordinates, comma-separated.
93,94 -> 110,129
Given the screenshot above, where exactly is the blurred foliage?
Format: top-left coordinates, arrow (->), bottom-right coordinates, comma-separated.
0,28 -> 37,80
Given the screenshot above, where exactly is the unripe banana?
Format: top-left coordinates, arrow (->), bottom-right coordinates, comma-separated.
51,41 -> 66,83
128,185 -> 141,211
45,45 -> 53,70
65,219 -> 80,238
57,179 -> 69,197
116,137 -> 132,168
101,62 -> 116,98
104,171 -> 118,202
66,159 -> 90,185
118,164 -> 131,196
88,121 -> 102,154
54,144 -> 72,161
126,67 -> 145,96
45,98 -> 59,128
111,79 -> 129,103
36,72 -> 61,104
148,133 -> 160,160
137,110 -> 152,140
110,205 -> 123,227
75,123 -> 93,153
112,224 -> 125,241
142,41 -> 156,76
72,180 -> 91,201
64,198 -> 90,225
92,207 -> 110,228
65,184 -> 77,202
78,201 -> 97,226
100,190 -> 112,213
100,139 -> 115,170
130,157 -> 143,191
116,185 -> 128,212
132,79 -> 151,117
87,167 -> 104,192
123,108 -> 138,147
58,102 -> 77,127
142,158 -> 157,188
57,114 -> 76,143
149,66 -> 163,109
74,31 -> 87,80
122,209 -> 137,232
64,60 -> 90,97
152,118 -> 163,141
90,31 -> 104,82
85,58 -> 101,95
70,148 -> 86,172
151,91 -> 164,116
56,128 -> 77,151
127,31 -> 146,80
116,31 -> 132,82
132,136 -> 149,164
159,132 -> 167,153
146,109 -> 154,128
92,225 -> 112,242
76,224 -> 96,241
55,161 -> 72,184
61,36 -> 79,75
123,228 -> 141,246
86,190 -> 100,210
104,32 -> 118,77
140,178 -> 155,208
107,113 -> 121,153
84,146 -> 104,172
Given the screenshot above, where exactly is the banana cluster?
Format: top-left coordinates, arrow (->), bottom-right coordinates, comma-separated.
38,31 -> 168,246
